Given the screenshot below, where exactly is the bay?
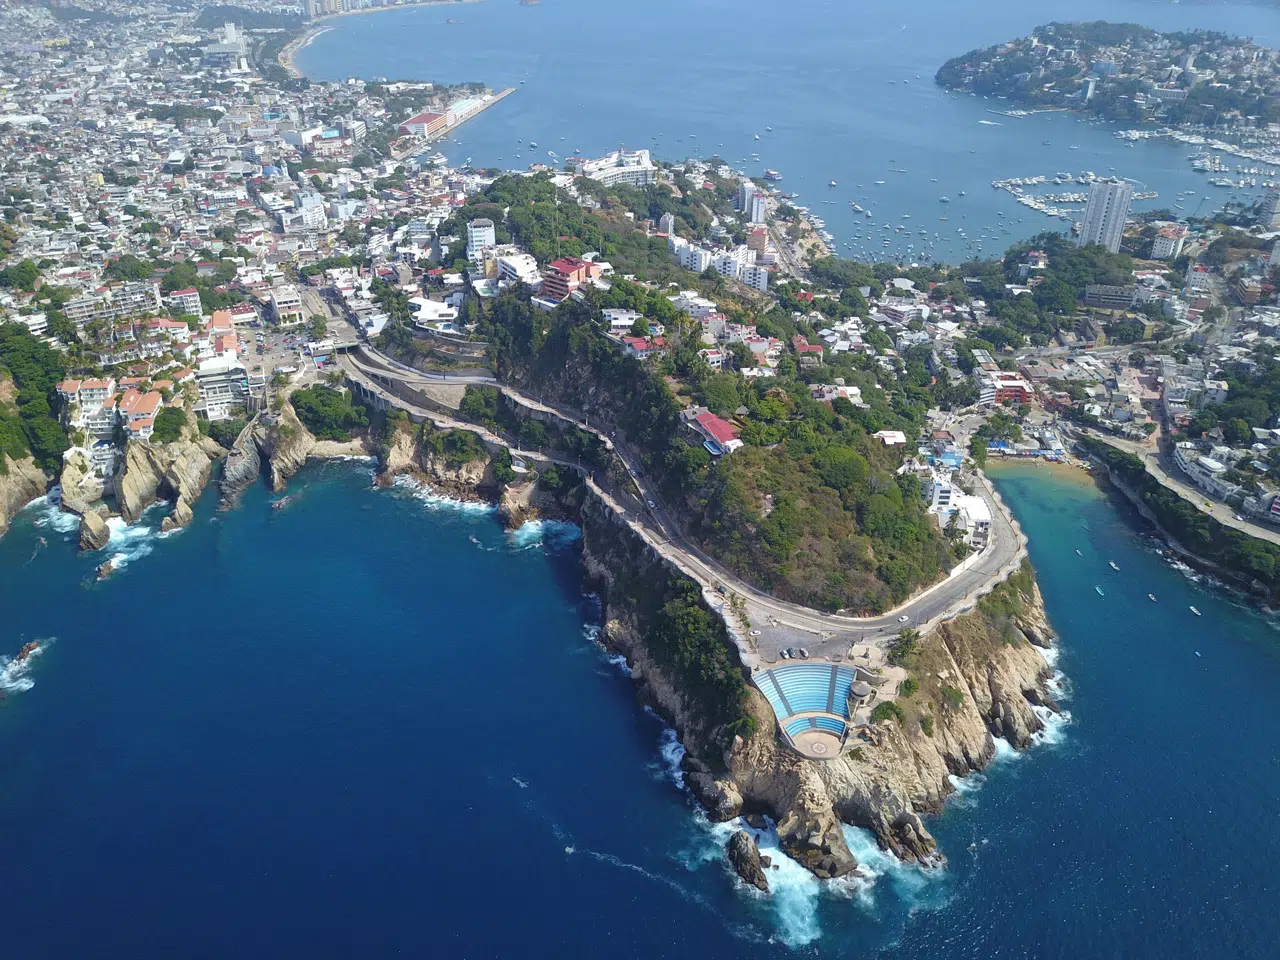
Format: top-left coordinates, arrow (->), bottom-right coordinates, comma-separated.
2,457 -> 1279,956
297,0 -> 1280,263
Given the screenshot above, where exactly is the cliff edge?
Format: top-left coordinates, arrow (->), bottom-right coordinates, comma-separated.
0,453 -> 47,538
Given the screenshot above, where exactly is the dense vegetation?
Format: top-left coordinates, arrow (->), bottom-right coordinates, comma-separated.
0,326 -> 67,472
289,385 -> 368,441
1085,437 -> 1280,599
149,406 -> 188,445
444,281 -> 953,614
439,173 -> 702,282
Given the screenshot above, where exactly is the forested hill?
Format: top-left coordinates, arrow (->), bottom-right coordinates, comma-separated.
405,284 -> 959,616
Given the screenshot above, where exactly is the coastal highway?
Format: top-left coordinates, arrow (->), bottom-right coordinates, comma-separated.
346,346 -> 1029,664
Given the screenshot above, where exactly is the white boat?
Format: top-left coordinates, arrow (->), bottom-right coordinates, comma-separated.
829,180 -> 837,187
1095,585 -> 1105,597
1075,549 -> 1082,556
1190,606 -> 1202,616
1148,594 -> 1157,602
1109,561 -> 1119,571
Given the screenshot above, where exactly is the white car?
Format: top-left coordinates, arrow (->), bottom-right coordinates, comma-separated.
749,629 -> 761,637
898,614 -> 909,623
646,500 -> 655,508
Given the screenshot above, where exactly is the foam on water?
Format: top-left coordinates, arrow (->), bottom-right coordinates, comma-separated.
990,736 -> 1021,763
0,638 -> 51,695
104,516 -> 161,570
509,519 -> 582,551
23,493 -> 80,536
1031,703 -> 1072,747
390,474 -> 496,514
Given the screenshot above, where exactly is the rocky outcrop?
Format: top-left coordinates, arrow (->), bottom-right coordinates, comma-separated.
114,439 -> 214,529
260,402 -> 317,492
0,454 -> 47,539
78,508 -> 110,552
374,420 -> 494,502
575,469 -> 1058,877
726,830 -> 769,892
59,448 -> 106,515
218,419 -> 262,506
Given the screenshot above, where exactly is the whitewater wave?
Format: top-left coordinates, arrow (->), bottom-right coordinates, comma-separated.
1031,703 -> 1072,747
390,474 -> 495,514
509,519 -> 582,552
24,493 -> 79,535
0,638 -> 52,695
103,515 -> 161,571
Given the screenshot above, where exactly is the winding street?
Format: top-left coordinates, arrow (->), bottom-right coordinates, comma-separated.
342,345 -> 1029,665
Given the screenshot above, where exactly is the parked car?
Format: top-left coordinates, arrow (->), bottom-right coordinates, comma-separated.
897,614 -> 909,623
780,649 -> 791,660
799,648 -> 809,658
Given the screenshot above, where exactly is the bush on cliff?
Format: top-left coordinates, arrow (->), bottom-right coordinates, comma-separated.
290,386 -> 368,442
648,579 -> 754,742
870,701 -> 905,725
149,406 -> 187,445
0,325 -> 68,471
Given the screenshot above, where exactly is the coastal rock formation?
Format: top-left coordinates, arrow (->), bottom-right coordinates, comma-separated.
260,402 -> 317,492
726,830 -> 769,892
78,508 -> 110,552
218,419 -> 262,505
0,453 -> 47,539
375,420 -> 493,502
59,448 -> 106,515
114,438 -> 215,529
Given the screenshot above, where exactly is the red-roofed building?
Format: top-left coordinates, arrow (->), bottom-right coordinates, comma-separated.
691,410 -> 743,456
541,257 -> 603,302
791,335 -> 824,367
399,112 -> 448,137
621,336 -> 667,359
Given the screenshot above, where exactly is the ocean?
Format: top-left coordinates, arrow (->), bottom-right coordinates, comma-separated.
2,458 -> 1279,957
296,0 -> 1280,263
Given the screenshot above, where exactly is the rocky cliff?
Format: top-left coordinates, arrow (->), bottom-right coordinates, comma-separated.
0,454 -> 47,538
218,419 -> 262,505
58,448 -> 106,515
259,402 -> 317,492
114,438 -> 218,529
367,408 -> 1060,881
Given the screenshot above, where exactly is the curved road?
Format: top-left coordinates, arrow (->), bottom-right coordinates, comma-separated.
346,346 -> 1028,660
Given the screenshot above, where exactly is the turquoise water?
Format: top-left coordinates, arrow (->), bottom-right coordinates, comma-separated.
298,0 -> 1280,263
2,459 -> 1279,957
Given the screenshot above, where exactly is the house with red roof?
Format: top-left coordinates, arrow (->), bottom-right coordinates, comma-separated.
621,336 -> 666,359
690,410 -> 742,456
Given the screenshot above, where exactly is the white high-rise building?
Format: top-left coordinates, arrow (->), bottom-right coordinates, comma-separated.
1261,191 -> 1280,230
749,193 -> 768,225
1077,180 -> 1134,253
467,218 -> 496,263
658,212 -> 675,235
739,180 -> 758,214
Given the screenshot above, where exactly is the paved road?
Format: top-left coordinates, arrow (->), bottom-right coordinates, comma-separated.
1080,427 -> 1280,547
349,345 -> 1029,662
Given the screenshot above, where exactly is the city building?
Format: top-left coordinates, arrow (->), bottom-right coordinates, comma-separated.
270,285 -> 305,327
977,370 -> 1034,406
467,218 -> 496,264
540,257 -> 601,302
572,149 -> 658,188
1077,179 -> 1134,253
1151,223 -> 1188,260
63,282 -> 162,326
690,410 -> 743,456
1262,191 -> 1280,230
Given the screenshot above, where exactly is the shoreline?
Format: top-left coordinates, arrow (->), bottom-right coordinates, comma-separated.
279,0 -> 488,80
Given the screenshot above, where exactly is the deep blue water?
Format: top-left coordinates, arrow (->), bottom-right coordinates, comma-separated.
298,0 -> 1280,263
2,459 -> 1279,958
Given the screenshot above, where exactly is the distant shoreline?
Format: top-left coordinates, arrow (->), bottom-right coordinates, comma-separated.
279,0 -> 488,79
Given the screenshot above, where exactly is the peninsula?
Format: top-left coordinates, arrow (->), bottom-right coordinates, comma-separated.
11,0 -> 1280,895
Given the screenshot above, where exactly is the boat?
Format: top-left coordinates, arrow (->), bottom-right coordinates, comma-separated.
763,168 -> 782,181
940,196 -> 950,203
1075,549 -> 1082,556
1095,585 -> 1105,597
529,141 -> 538,148
765,125 -> 773,132
1190,606 -> 1202,616
829,180 -> 837,187
1109,561 -> 1119,571
1195,651 -> 1202,658
1148,594 -> 1157,602
958,190 -> 966,197
874,180 -> 886,185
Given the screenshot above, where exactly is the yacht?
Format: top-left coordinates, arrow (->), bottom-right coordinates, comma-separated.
1148,594 -> 1157,602
1109,561 -> 1119,571
1095,586 -> 1105,597
1190,606 -> 1202,616
829,179 -> 837,187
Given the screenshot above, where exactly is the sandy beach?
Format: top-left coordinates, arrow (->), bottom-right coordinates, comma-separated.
279,0 -> 486,79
